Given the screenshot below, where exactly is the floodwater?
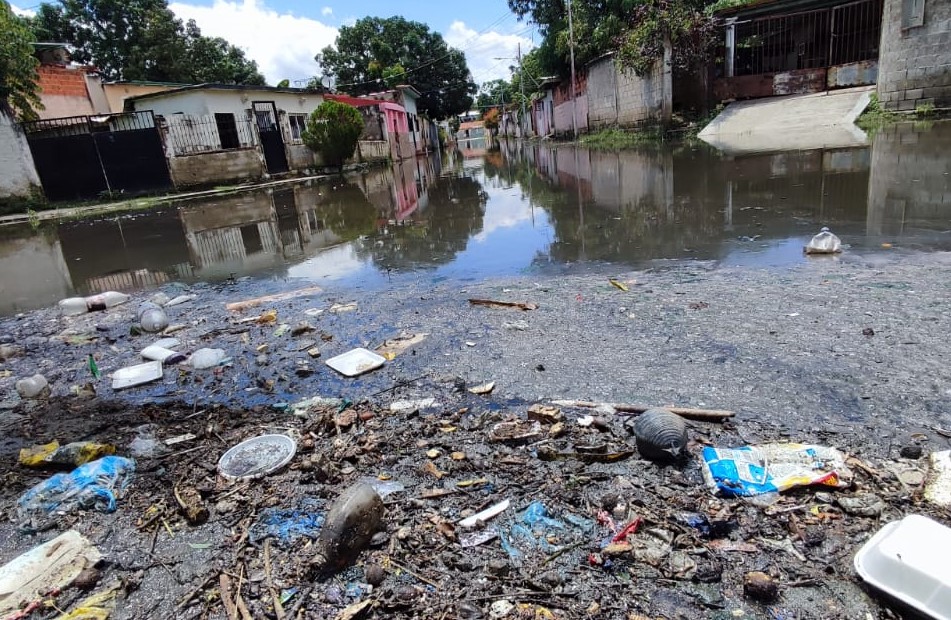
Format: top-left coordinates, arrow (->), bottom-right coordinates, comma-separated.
1,120 -> 949,316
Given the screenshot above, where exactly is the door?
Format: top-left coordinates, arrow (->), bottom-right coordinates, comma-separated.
252,101 -> 289,174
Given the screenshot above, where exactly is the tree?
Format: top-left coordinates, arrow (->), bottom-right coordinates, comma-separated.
1,1 -> 42,119
25,1 -> 265,84
476,79 -> 513,111
316,16 -> 476,120
482,107 -> 500,132
302,100 -> 364,168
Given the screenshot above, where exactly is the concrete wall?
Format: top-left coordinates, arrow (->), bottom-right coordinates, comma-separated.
36,65 -> 103,119
878,0 -> 951,110
587,56 -> 667,127
103,83 -> 181,113
0,110 -> 41,199
168,148 -> 265,188
132,89 -> 324,118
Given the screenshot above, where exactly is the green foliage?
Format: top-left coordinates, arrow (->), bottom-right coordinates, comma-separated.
483,107 -> 500,131
856,93 -> 897,131
302,100 -> 365,168
476,79 -> 514,110
277,79 -> 290,88
24,1 -> 264,84
316,16 -> 476,119
916,102 -> 935,117
579,126 -> 666,148
1,1 -> 42,119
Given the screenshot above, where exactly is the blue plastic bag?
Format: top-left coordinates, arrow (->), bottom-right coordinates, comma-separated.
17,456 -> 135,531
249,498 -> 325,546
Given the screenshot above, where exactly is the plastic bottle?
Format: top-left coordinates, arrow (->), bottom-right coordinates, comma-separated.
15,374 -> 49,399
312,482 -> 384,574
137,302 -> 169,333
189,348 -> 227,369
58,291 -> 131,315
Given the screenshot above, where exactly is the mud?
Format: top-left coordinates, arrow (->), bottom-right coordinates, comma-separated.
1,251 -> 950,619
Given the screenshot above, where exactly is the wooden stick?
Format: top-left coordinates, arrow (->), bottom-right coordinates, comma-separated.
265,539 -> 286,620
550,399 -> 734,421
219,574 -> 239,620
386,558 -> 439,589
225,286 -> 323,312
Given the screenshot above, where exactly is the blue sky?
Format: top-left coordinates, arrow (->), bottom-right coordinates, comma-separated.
13,0 -> 537,87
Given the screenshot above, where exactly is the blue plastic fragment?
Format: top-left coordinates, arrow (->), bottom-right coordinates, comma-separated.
16,456 -> 136,531
249,497 -> 325,545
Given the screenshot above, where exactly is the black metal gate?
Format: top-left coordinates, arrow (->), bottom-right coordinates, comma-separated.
21,111 -> 172,202
252,101 -> 289,174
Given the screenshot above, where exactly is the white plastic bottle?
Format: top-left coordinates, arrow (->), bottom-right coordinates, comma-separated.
86,291 -> 131,311
58,298 -> 89,316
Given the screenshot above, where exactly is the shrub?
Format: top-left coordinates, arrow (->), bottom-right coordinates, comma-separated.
302,100 -> 364,168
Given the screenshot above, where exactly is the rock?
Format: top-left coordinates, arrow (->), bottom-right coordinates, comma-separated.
73,567 -> 101,590
487,559 -> 509,576
836,493 -> 885,517
743,571 -> 778,602
15,374 -> 48,399
900,444 -> 923,459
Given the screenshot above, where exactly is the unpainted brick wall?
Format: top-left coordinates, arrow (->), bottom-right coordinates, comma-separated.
877,0 -> 951,110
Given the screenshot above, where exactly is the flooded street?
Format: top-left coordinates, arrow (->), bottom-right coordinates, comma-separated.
2,121 -> 949,317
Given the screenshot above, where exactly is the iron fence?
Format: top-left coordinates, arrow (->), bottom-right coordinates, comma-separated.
20,111 -> 157,138
160,113 -> 257,157
730,0 -> 883,77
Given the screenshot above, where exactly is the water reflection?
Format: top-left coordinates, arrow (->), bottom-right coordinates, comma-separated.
0,121 -> 949,316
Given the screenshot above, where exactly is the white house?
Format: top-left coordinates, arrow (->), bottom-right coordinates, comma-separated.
126,84 -> 325,187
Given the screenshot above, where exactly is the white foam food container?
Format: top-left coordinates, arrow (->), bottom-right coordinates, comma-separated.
325,348 -> 386,377
854,514 -> 951,620
112,360 -> 164,390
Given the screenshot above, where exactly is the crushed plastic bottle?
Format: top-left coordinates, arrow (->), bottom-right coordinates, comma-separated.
804,227 -> 842,254
311,482 -> 384,575
189,348 -> 227,369
16,456 -> 135,532
19,441 -> 116,468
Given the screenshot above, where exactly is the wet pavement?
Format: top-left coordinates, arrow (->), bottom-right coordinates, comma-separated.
1,121 -> 949,317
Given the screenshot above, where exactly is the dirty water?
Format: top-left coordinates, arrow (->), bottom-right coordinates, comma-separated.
1,121 -> 950,317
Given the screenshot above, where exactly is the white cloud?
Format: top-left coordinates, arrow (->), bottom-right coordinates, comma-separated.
169,0 -> 338,85
444,21 -> 534,86
321,6 -> 333,17
10,4 -> 36,17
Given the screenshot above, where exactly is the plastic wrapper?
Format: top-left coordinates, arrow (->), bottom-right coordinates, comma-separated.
16,456 -> 135,531
804,227 -> 842,254
700,443 -> 852,497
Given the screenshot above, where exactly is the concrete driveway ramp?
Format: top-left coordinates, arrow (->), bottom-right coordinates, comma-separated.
699,86 -> 874,155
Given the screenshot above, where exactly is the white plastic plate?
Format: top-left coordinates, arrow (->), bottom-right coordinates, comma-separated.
218,434 -> 297,480
112,360 -> 164,390
325,348 -> 386,377
854,514 -> 951,620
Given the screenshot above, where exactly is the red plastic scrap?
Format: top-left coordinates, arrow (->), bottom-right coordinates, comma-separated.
611,517 -> 643,543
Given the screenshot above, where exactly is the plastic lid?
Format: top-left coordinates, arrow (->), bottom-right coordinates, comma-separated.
218,434 -> 297,480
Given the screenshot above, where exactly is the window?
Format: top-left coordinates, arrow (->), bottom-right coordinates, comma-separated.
288,114 -> 306,142
215,113 -> 240,149
902,0 -> 925,28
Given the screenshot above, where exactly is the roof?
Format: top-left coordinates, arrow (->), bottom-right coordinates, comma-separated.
714,0 -> 851,18
104,80 -> 191,88
32,42 -> 70,52
395,84 -> 422,99
458,121 -> 485,131
325,93 -> 384,108
126,83 -> 325,104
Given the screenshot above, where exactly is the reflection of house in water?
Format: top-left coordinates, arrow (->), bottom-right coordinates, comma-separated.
353,157 -> 441,224
0,232 -> 75,315
57,208 -> 193,295
179,186 -> 343,279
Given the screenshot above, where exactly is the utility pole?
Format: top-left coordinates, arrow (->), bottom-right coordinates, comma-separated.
518,42 -> 527,139
566,0 -> 578,140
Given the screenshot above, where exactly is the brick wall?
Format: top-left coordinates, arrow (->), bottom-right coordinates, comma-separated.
37,65 -> 91,98
877,0 -> 951,110
585,55 -> 668,130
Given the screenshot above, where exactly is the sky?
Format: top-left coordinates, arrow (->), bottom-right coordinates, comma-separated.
11,0 -> 537,89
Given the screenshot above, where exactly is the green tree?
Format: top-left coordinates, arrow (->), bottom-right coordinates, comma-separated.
25,1 -> 265,84
302,100 -> 364,168
316,16 -> 476,119
1,1 -> 42,119
476,79 -> 513,111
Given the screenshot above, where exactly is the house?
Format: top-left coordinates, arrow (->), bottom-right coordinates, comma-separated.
713,0 -> 884,100
366,85 -> 438,155
32,43 -> 110,119
456,120 -> 486,141
125,83 -> 326,187
876,0 -> 951,110
325,93 -> 412,161
101,81 -> 186,113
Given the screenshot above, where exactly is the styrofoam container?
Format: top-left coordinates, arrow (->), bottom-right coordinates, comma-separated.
218,434 -> 296,480
325,348 -> 386,377
854,514 -> 951,619
112,360 -> 164,390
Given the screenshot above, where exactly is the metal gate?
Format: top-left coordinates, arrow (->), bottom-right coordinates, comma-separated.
21,111 -> 172,202
252,101 -> 289,174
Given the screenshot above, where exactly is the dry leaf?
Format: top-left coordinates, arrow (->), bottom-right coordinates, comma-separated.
609,279 -> 629,291
468,299 -> 538,311
422,461 -> 445,480
468,381 -> 495,395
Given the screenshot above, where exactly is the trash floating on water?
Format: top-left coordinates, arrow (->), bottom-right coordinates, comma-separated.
459,499 -> 511,529
325,348 -> 385,377
189,348 -> 228,369
17,456 -> 136,531
700,443 -> 852,497
804,227 -> 843,254
468,298 -> 538,311
0,530 -> 101,616
375,332 -> 428,360
16,373 -> 49,399
58,291 -> 130,316
218,434 -> 297,480
136,302 -> 168,333
225,285 -> 323,312
311,482 -> 384,574
924,450 -> 951,507
19,440 -> 115,468
854,514 -> 951,620
111,361 -> 163,390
